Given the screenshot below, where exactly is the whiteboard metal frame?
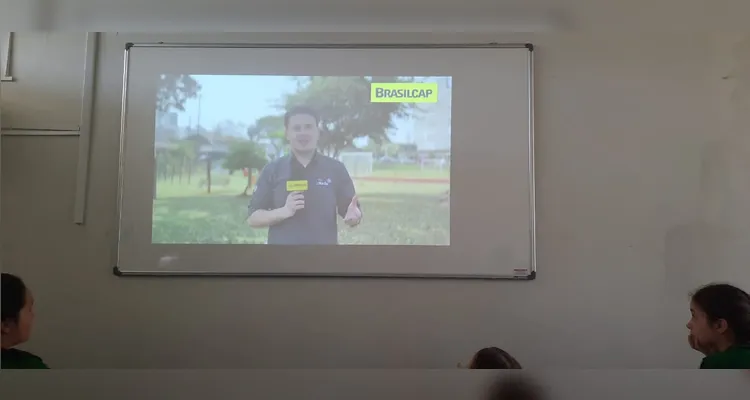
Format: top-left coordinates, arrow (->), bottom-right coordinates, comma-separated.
73,32 -> 100,224
114,42 -> 537,280
1,32 -> 14,82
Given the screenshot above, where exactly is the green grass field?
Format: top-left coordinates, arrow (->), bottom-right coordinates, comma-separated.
367,163 -> 449,180
152,165 -> 450,245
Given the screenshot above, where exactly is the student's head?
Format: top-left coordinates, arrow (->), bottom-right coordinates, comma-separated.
284,106 -> 320,155
687,283 -> 750,350
1,273 -> 35,349
470,347 -> 522,369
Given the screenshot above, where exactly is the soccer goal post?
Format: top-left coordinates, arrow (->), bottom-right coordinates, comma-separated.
338,152 -> 373,178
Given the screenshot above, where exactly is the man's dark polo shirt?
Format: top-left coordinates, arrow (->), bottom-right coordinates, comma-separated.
248,152 -> 356,244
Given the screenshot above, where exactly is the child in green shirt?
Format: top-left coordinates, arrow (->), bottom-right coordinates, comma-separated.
686,283 -> 750,369
1,273 -> 48,369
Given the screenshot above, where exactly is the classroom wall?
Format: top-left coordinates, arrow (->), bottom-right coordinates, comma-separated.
2,28 -> 750,369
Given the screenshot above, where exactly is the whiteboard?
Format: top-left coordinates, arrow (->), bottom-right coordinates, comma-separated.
115,42 -> 536,279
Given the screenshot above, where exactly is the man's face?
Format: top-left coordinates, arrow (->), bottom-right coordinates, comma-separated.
286,113 -> 320,154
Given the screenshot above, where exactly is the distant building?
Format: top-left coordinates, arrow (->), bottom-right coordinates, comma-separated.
255,137 -> 280,160
156,110 -> 178,128
155,110 -> 179,143
214,120 -> 249,138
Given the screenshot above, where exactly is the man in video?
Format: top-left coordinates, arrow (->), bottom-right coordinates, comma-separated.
247,106 -> 363,244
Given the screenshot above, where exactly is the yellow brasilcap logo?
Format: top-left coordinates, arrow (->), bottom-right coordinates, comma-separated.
370,82 -> 439,103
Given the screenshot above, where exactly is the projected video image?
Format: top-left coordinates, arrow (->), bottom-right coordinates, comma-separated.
152,75 -> 451,245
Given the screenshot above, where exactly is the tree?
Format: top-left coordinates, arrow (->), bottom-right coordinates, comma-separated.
247,115 -> 283,140
182,134 -> 210,183
172,138 -> 201,183
223,140 -> 269,196
248,115 -> 287,158
157,74 -> 201,112
200,145 -> 229,194
165,144 -> 182,183
283,76 -> 421,157
266,130 -> 287,159
381,142 -> 401,158
178,133 -> 224,194
154,141 -> 179,200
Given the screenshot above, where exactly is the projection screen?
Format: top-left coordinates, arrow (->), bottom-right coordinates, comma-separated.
115,42 -> 536,279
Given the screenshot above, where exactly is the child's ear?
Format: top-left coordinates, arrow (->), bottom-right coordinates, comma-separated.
714,318 -> 730,334
0,321 -> 11,334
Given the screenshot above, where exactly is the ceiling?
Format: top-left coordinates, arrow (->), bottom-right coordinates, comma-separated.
1,0 -> 749,32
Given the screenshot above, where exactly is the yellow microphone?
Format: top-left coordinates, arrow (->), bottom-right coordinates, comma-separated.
286,180 -> 309,191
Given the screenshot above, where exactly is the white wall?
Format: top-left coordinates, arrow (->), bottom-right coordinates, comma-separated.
2,7 -> 750,370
